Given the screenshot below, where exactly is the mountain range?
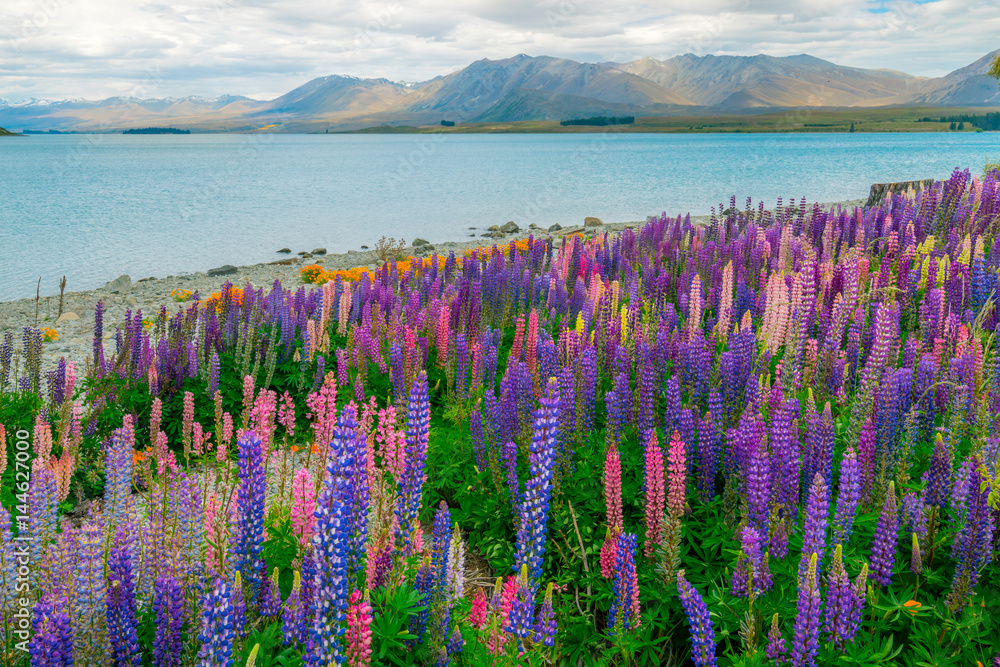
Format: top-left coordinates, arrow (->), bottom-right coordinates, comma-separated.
2,49 -> 998,133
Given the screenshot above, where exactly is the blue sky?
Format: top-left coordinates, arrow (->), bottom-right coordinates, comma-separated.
1,0 -> 997,101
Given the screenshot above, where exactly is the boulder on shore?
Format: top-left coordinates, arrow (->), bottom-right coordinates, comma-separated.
276,248 -> 291,254
412,238 -> 430,247
584,216 -> 604,227
500,221 -> 519,233
207,265 -> 238,277
105,275 -> 132,293
312,247 -> 327,255
548,223 -> 563,232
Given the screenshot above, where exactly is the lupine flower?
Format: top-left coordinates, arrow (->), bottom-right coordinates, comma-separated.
608,532 -> 639,636
604,444 -> 623,531
396,372 -> 430,554
346,589 -> 373,667
107,526 -> 140,667
766,613 -> 787,663
643,431 -> 665,557
291,468 -> 317,547
677,570 -> 717,667
469,588 -> 488,629
152,574 -> 184,667
514,378 -> 559,590
831,447 -> 861,545
283,571 -> 309,646
791,553 -> 822,667
532,582 -> 557,647
75,521 -> 108,663
800,473 -> 829,577
29,595 -> 74,667
232,431 -> 266,604
822,544 -> 863,648
231,572 -> 247,640
869,481 -> 899,587
196,576 -> 235,667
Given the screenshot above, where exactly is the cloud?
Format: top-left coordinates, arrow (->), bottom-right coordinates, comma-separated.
0,0 -> 996,101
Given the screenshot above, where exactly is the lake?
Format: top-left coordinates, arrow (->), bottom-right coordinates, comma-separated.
2,132 -> 999,300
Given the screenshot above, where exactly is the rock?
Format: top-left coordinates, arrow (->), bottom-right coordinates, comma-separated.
480,232 -> 492,237
56,312 -> 79,322
529,223 -> 540,230
312,247 -> 327,255
360,245 -> 369,250
269,259 -> 296,266
412,238 -> 430,247
490,231 -> 504,238
584,216 -> 604,227
500,221 -> 519,233
301,252 -> 314,259
468,227 -> 476,230
548,224 -> 563,232
277,247 -> 291,254
488,225 -> 500,232
347,249 -> 359,255
207,265 -> 238,277
104,274 -> 132,294
139,276 -> 156,282
866,179 -> 935,208
415,244 -> 435,255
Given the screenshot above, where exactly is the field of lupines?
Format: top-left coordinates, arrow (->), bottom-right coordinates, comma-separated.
2,167 -> 1000,666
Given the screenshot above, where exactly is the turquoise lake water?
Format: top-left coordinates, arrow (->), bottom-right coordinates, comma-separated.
2,132 -> 1000,300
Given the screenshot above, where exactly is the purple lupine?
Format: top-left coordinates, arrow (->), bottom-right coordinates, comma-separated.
396,371 -> 430,554
697,410 -> 718,503
514,378 -> 559,594
75,521 -> 108,663
869,481 -> 899,587
822,544 -> 863,649
766,614 -> 787,663
831,447 -> 861,546
770,399 -> 801,517
503,440 -> 519,506
232,431 -> 266,604
431,501 -> 452,605
791,553 -> 822,667
800,473 -> 829,578
532,583 -> 557,647
282,571 -> 309,646
231,573 -> 247,640
746,442 -> 771,538
470,408 -> 486,470
925,433 -> 952,509
412,557 -> 434,643
104,423 -> 135,533
307,442 -> 353,666
152,574 -> 185,667
608,532 -> 639,636
676,570 -> 717,667
947,463 -> 994,608
107,526 -> 141,667
196,576 -> 235,667
29,595 -> 74,667
338,404 -> 369,576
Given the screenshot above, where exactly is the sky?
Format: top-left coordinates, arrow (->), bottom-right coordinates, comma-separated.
1,0 -> 998,102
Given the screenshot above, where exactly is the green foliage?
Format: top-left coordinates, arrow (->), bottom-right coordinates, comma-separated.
370,584 -> 423,666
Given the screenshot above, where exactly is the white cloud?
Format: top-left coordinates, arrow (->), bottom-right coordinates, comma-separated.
0,0 -> 996,100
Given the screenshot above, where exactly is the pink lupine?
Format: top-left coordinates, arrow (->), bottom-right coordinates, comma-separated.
470,588 -> 489,629
605,445 -> 623,531
192,422 -> 209,456
644,432 -> 666,557
526,308 -> 539,379
0,424 -> 6,477
277,391 -> 296,438
219,412 -> 233,463
64,361 -> 76,400
376,406 -> 405,479
181,391 -> 195,454
600,526 -> 619,579
346,589 -> 373,667
306,371 -> 338,454
204,493 -> 226,571
667,431 -> 687,517
291,468 -> 316,547
242,374 -> 255,425
51,449 -> 74,502
251,389 -> 278,446
436,304 -> 450,367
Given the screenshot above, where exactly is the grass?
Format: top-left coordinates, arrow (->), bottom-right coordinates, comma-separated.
338,106 -> 1000,134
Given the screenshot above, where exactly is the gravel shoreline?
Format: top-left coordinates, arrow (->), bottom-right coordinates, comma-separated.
0,219 -> 648,369
0,200 -> 864,371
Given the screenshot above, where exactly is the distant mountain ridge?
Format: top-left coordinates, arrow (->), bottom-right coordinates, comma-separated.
2,49 -> 998,132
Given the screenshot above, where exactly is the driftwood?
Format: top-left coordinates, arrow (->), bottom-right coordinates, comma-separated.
865,178 -> 936,208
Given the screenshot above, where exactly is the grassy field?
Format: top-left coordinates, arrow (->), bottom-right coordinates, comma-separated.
0,127 -> 17,136
342,106 -> 1000,134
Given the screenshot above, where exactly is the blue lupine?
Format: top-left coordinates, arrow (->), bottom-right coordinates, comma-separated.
196,577 -> 235,667
29,595 -> 75,667
107,526 -> 141,667
232,431 -> 266,605
152,574 -> 184,667
831,447 -> 861,545
677,570 -> 717,666
396,372 -> 430,554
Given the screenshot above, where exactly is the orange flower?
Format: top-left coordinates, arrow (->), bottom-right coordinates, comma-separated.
290,445 -> 299,453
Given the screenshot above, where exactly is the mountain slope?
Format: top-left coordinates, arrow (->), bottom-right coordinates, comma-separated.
617,53 -> 922,107
907,48 -> 1000,106
392,54 -> 694,121
259,75 -> 410,117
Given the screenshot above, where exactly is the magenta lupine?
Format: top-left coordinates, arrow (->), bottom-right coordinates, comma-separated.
605,444 -> 623,531
869,481 -> 899,587
278,390 -> 296,437
644,431 -> 665,557
667,430 -> 687,517
469,588 -> 488,629
677,570 -> 717,667
791,553 -> 822,667
291,468 -> 317,547
346,589 -> 373,667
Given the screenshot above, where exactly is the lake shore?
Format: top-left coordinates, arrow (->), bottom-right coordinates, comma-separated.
0,200 -> 867,371
0,219 -> 650,369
